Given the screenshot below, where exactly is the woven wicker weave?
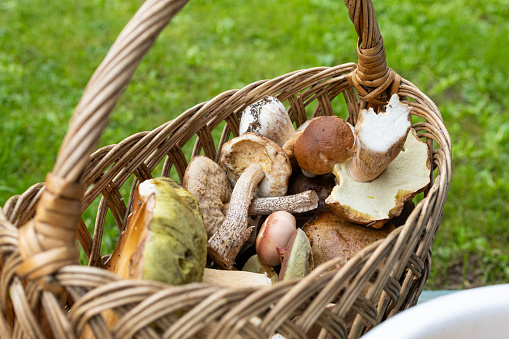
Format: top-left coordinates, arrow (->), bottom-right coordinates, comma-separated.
0,0 -> 451,338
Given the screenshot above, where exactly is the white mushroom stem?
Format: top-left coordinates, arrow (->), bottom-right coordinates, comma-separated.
348,94 -> 412,182
202,268 -> 272,287
207,163 -> 265,269
223,190 -> 318,215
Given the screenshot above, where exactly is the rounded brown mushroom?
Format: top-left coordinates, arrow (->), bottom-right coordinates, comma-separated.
302,210 -> 394,268
293,116 -> 356,176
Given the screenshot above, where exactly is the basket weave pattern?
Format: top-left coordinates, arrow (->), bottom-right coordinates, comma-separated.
0,0 -> 451,338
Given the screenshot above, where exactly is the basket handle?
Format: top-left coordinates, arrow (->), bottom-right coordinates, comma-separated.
17,0 -> 189,290
16,0 -> 395,290
344,0 -> 401,108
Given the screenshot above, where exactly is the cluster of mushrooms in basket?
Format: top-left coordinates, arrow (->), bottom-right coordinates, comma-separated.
105,95 -> 431,288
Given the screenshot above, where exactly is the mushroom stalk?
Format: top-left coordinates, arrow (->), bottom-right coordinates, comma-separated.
348,94 -> 412,182
207,163 -> 265,269
202,268 -> 272,288
348,137 -> 408,182
223,190 -> 318,215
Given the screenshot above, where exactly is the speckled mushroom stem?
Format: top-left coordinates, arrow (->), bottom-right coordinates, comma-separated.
223,190 -> 318,216
207,163 -> 264,269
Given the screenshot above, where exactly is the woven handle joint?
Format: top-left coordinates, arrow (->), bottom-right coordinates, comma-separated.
344,0 -> 401,108
16,0 -> 190,289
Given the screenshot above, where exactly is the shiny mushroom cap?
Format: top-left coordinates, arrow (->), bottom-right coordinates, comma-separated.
293,116 -> 355,175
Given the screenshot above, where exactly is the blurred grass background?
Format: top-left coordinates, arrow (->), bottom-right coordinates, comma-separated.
1,0 -> 508,289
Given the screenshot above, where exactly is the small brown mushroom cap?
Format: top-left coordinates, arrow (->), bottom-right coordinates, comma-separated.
325,129 -> 431,228
293,116 -> 355,175
281,117 -> 319,159
220,132 -> 292,197
183,156 -> 232,238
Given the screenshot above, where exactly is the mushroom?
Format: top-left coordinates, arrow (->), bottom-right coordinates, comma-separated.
282,117 -> 320,176
279,228 -> 314,281
255,211 -> 297,266
207,132 -> 292,269
202,268 -> 272,288
302,210 -> 394,269
106,177 -> 207,285
293,115 -> 356,177
292,94 -> 412,183
183,156 -> 317,236
224,189 -> 319,216
220,132 -> 292,198
242,254 -> 279,284
325,128 -> 431,228
239,96 -> 295,147
183,155 -> 232,239
349,94 -> 412,182
282,117 -> 319,159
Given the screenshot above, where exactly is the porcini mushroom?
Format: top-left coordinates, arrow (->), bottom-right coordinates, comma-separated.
292,94 -> 412,183
279,228 -> 314,281
183,155 -> 232,238
293,115 -> 356,176
282,117 -> 319,159
220,132 -> 292,198
348,94 -> 412,182
207,132 -> 292,269
303,210 -> 394,269
255,211 -> 297,266
239,96 -> 295,147
325,129 -> 431,228
106,178 -> 207,285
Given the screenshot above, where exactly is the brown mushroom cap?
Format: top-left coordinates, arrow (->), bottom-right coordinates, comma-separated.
220,132 -> 292,197
293,116 -> 355,175
302,210 -> 394,269
183,156 -> 232,238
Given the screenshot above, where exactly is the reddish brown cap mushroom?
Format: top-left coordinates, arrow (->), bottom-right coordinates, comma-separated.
293,116 -> 355,176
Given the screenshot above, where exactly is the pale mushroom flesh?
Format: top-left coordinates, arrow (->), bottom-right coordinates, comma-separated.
326,129 -> 431,228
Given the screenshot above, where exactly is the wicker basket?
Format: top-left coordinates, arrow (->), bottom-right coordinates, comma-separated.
0,0 -> 451,338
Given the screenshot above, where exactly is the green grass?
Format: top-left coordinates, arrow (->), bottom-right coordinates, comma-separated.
1,0 -> 508,289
